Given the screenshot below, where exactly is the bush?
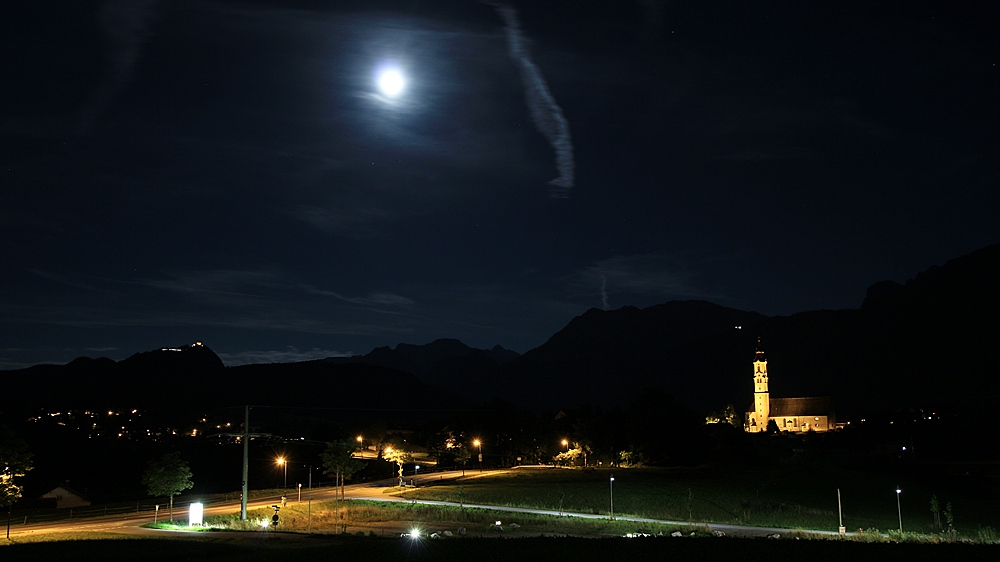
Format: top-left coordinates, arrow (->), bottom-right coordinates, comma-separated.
975,526 -> 998,544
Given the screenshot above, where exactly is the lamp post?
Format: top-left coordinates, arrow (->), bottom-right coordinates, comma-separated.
561,439 -> 569,450
307,465 -> 312,533
895,486 -> 903,533
474,439 -> 482,472
356,435 -> 364,458
609,475 -> 615,520
277,457 -> 287,493
837,488 -> 845,536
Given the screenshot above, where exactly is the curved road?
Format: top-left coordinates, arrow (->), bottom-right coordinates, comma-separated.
5,469 -> 839,540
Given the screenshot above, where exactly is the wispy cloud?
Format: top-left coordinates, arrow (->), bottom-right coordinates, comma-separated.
574,254 -> 713,309
217,346 -> 350,366
143,269 -> 286,299
484,2 -> 574,197
11,268 -> 417,338
77,0 -> 160,135
290,204 -> 395,238
310,288 -> 415,307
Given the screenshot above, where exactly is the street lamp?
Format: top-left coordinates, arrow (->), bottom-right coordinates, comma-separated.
609,475 -> 615,520
837,488 -> 845,536
307,464 -> 313,533
356,435 -> 364,458
277,457 -> 287,493
561,439 -> 569,450
896,486 -> 903,533
473,439 -> 482,472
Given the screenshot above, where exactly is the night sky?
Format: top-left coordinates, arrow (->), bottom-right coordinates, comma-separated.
3,1 -> 997,369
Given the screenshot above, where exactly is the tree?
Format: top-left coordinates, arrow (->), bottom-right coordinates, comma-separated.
320,441 -> 364,500
0,427 -> 32,508
930,495 -> 941,530
141,452 -> 193,522
383,446 -> 412,486
553,442 -> 591,467
706,404 -> 742,430
453,446 -> 472,476
1,426 -> 32,539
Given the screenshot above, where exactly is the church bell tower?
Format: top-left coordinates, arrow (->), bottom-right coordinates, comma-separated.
751,337 -> 769,433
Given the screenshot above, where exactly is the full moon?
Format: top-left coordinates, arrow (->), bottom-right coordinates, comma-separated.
378,69 -> 405,96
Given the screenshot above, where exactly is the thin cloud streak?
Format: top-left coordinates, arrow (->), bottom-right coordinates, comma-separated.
77,0 -> 159,135
576,254 -> 716,309
485,1 -> 575,196
217,347 -> 350,366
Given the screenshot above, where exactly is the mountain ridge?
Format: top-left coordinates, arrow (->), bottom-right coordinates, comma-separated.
4,243 -> 998,419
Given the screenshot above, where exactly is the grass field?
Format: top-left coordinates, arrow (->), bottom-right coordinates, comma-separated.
402,464 -> 1000,535
4,462 -> 1000,561
208,498 -> 712,539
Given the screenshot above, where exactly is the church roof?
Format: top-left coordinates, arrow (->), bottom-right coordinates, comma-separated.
770,396 -> 835,417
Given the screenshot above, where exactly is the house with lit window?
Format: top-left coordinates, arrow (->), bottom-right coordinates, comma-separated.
745,339 -> 836,433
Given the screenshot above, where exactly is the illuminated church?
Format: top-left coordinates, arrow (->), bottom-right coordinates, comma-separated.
745,339 -> 835,433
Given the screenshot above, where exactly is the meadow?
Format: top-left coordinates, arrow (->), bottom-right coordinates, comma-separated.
4,461 -> 1000,561
402,464 -> 1000,535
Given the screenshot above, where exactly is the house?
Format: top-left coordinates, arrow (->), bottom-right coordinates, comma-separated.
40,484 -> 91,509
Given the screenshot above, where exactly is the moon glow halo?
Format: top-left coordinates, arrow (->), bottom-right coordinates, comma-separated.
378,69 -> 405,96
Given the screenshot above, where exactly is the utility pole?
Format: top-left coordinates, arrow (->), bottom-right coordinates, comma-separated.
241,405 -> 249,521
837,488 -> 845,535
609,475 -> 615,520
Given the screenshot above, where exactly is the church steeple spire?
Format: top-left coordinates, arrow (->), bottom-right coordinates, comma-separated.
755,336 -> 766,362
750,337 -> 770,433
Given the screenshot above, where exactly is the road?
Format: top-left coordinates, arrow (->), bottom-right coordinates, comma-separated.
5,469 -> 838,540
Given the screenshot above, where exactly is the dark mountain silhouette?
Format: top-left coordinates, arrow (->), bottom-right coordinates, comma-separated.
325,338 -> 519,400
4,343 -> 226,409
501,301 -> 769,411
753,244 -> 1000,417
3,342 -> 464,423
4,244 -> 998,421
494,244 -> 1000,416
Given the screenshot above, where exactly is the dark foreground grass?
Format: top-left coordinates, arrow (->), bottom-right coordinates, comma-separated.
3,533 -> 999,562
211,499 -> 713,538
405,465 -> 1000,534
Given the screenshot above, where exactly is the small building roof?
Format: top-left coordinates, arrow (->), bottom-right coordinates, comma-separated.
770,396 -> 835,418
